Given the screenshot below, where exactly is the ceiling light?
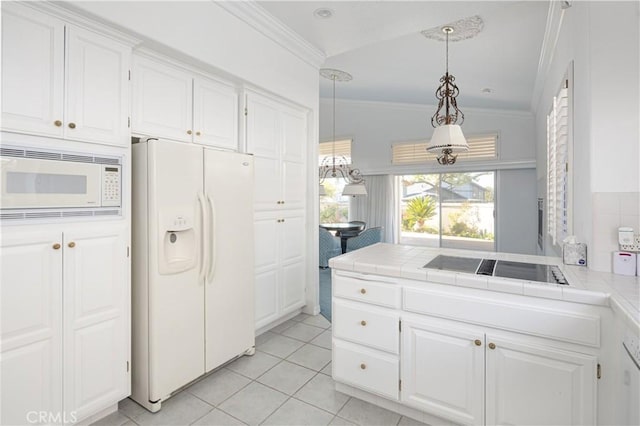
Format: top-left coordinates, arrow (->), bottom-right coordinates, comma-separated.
426,26 -> 469,166
314,8 -> 333,19
319,68 -> 367,197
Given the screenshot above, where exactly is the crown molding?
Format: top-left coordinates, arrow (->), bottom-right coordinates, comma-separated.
216,1 -> 325,69
531,1 -> 567,113
321,97 -> 534,118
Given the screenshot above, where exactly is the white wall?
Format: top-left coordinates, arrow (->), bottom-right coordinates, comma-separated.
321,99 -> 538,254
535,1 -> 640,271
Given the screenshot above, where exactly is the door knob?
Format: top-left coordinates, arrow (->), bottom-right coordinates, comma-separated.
488,343 -> 496,350
360,363 -> 366,370
474,339 -> 482,346
360,288 -> 367,294
52,243 -> 61,250
68,122 -> 76,129
196,131 -> 201,136
68,242 -> 76,248
187,130 -> 192,135
360,320 -> 367,326
54,120 -> 62,127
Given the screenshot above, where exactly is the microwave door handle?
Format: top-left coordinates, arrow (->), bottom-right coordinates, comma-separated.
206,194 -> 216,283
197,193 -> 208,283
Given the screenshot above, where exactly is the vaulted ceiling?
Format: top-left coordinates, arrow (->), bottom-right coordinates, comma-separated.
257,1 -> 549,111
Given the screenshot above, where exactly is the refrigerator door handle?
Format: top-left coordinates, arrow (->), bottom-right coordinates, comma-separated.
206,194 -> 217,283
197,192 -> 208,282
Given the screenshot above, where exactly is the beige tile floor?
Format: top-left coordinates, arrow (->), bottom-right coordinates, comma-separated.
93,313 -> 426,426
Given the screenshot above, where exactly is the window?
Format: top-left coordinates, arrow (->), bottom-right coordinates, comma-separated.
319,138 -> 351,164
392,133 -> 497,165
398,172 -> 495,251
319,139 -> 353,224
547,69 -> 572,246
319,178 -> 350,223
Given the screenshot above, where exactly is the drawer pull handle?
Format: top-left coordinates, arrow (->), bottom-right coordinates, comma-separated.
474,339 -> 482,346
360,320 -> 367,326
488,343 -> 496,350
360,363 -> 366,370
68,122 -> 76,129
360,288 -> 367,294
68,242 -> 76,248
187,130 -> 192,135
52,243 -> 61,250
196,131 -> 201,136
54,120 -> 62,127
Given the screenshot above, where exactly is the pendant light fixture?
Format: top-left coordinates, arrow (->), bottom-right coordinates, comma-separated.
426,26 -> 469,165
319,68 -> 367,196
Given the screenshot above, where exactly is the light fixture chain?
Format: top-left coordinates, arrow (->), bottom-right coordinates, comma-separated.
332,75 -> 336,170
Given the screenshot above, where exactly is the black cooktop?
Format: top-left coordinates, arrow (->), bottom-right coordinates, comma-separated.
423,255 -> 569,285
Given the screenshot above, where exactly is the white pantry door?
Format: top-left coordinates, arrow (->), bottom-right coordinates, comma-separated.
0,230 -> 63,426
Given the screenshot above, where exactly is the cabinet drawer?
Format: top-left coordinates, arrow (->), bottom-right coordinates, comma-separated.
333,339 -> 399,401
403,286 -> 600,347
333,299 -> 399,354
334,271 -> 400,308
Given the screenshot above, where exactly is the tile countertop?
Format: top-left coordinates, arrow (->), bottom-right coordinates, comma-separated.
328,243 -> 640,330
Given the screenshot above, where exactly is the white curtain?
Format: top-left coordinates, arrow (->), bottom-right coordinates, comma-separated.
349,174 -> 397,243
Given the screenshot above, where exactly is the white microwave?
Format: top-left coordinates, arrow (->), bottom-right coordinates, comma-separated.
1,146 -> 122,221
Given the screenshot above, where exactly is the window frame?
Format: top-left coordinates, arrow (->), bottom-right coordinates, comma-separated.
546,64 -> 573,247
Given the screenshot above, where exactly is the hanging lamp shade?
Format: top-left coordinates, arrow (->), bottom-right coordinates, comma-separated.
342,183 -> 367,196
426,124 -> 469,153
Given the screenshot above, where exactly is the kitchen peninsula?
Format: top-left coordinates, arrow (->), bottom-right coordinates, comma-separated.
329,243 -> 639,426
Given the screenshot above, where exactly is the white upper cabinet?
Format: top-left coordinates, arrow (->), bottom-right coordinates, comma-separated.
132,56 -> 193,143
1,5 -> 65,138
193,76 -> 238,150
1,3 -> 131,147
132,54 -> 239,150
65,26 -> 130,145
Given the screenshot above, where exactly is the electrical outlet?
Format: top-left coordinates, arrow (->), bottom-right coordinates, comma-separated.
620,233 -> 640,252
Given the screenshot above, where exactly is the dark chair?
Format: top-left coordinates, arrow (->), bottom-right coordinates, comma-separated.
319,227 -> 341,268
345,227 -> 383,252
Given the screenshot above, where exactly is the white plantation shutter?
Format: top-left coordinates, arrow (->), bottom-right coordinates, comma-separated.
547,77 -> 571,246
392,134 -> 497,164
319,139 -> 352,164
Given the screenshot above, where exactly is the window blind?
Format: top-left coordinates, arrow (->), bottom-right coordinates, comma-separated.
319,139 -> 352,164
547,80 -> 570,246
391,134 -> 497,165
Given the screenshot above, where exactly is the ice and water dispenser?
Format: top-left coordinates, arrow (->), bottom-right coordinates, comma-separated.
158,207 -> 197,275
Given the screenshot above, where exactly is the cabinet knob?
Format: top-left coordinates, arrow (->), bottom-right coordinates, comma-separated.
196,131 -> 201,136
360,288 -> 367,294
474,339 -> 482,346
54,120 -> 62,127
52,243 -> 61,250
281,219 -> 285,223
360,363 -> 366,370
68,242 -> 76,248
187,130 -> 192,135
68,122 -> 76,129
488,343 -> 496,350
360,320 -> 367,326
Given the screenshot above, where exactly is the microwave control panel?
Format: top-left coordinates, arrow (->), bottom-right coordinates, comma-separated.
101,165 -> 121,207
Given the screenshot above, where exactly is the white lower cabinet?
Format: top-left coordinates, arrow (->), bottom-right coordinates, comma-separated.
254,211 -> 306,329
1,223 -> 129,425
401,318 -> 484,425
332,271 -> 600,426
485,335 -> 597,426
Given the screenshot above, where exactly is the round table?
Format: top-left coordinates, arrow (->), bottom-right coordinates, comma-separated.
319,222 -> 366,253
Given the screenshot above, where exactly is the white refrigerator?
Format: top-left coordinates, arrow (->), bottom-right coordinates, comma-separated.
131,138 -> 255,412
